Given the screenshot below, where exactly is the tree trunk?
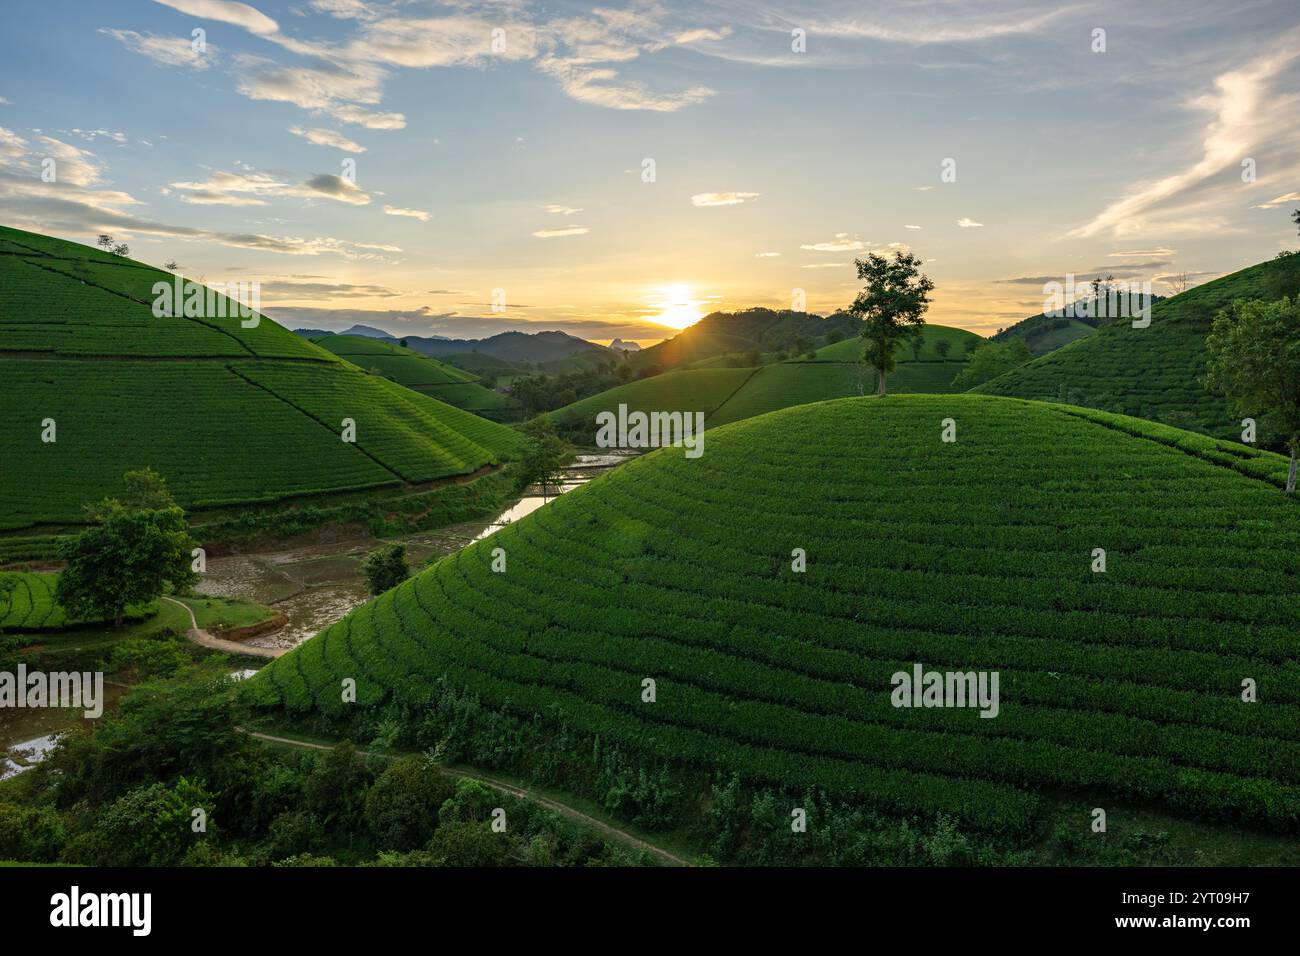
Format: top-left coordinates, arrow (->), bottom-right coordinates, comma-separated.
876,367 -> 887,396
1287,450 -> 1297,495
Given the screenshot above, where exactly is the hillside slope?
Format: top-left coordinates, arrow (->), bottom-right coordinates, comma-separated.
249,394 -> 1300,836
552,324 -> 980,437
975,255 -> 1300,438
0,225 -> 519,531
310,334 -> 518,417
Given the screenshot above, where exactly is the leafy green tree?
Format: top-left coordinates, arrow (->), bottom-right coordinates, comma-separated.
62,777 -> 213,866
744,348 -> 762,367
952,339 -> 1033,389
909,334 -> 924,361
362,543 -> 409,596
55,468 -> 198,625
365,755 -> 457,850
518,414 -> 571,499
849,251 -> 935,395
935,339 -> 951,360
303,743 -> 371,831
1206,296 -> 1300,493
425,820 -> 507,866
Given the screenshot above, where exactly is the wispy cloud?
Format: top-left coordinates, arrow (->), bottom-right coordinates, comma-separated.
166,169 -> 372,206
383,204 -> 429,221
1069,38 -> 1300,239
100,29 -> 211,70
692,191 -> 759,207
533,225 -> 590,238
956,217 -> 983,228
289,125 -> 366,153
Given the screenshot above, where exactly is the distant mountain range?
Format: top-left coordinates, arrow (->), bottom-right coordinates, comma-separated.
608,338 -> 642,352
293,326 -> 615,368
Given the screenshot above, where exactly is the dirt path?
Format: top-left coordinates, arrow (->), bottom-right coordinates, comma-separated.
242,728 -> 692,867
162,597 -> 285,659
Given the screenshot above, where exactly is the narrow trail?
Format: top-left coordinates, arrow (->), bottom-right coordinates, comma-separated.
161,596 -> 285,659
241,728 -> 692,867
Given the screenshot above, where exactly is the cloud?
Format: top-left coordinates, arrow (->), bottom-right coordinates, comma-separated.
308,0 -> 375,20
691,192 -> 759,207
34,135 -> 103,187
302,172 -> 369,204
1252,191 -> 1300,209
676,27 -> 732,44
99,29 -> 211,70
538,58 -> 714,112
801,262 -> 849,269
754,251 -> 781,257
904,224 -> 922,230
532,225 -> 590,238
383,204 -> 430,221
167,169 -> 372,206
288,125 -> 366,152
956,217 -> 983,228
151,0 -> 278,35
0,176 -> 391,258
1069,40 -> 1300,239
912,186 -> 933,191
259,279 -> 399,299
800,237 -> 865,251
1108,247 -> 1177,257
544,204 -> 583,215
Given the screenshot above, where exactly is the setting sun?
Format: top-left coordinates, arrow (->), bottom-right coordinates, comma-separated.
649,284 -> 707,330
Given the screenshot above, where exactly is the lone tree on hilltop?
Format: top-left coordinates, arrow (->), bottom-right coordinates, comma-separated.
1206,296 -> 1300,493
849,250 -> 934,395
55,468 -> 199,625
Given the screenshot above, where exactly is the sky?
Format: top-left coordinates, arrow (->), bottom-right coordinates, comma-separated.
1,0 -> 1298,346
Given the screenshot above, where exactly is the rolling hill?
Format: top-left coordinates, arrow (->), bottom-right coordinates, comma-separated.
551,323 -> 981,437
627,307 -> 861,371
975,254 -> 1300,439
309,334 -> 519,418
248,393 -> 1300,839
0,225 -> 520,533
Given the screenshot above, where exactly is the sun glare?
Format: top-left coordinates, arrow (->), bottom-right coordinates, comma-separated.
650,284 -> 706,330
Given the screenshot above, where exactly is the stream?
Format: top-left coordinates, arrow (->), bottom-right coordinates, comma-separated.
193,451 -> 634,650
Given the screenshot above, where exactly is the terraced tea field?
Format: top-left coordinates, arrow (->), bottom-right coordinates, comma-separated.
0,571 -> 153,631
552,324 -> 981,438
976,255 -> 1300,438
0,226 -> 520,532
309,335 -> 518,417
250,394 -> 1300,835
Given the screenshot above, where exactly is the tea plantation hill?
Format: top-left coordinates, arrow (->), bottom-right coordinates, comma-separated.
975,253 -> 1300,439
249,393 -> 1300,838
550,323 -> 981,438
308,333 -> 520,420
0,225 -> 520,536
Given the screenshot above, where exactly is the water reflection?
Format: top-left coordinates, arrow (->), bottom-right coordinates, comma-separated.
195,452 -> 634,650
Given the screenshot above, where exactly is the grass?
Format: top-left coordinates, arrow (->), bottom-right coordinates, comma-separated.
0,225 -> 521,533
248,393 -> 1300,839
975,254 -> 1300,439
180,595 -> 279,633
551,323 -> 982,438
